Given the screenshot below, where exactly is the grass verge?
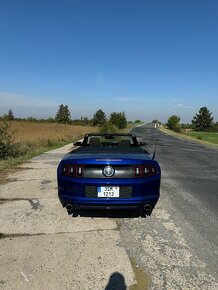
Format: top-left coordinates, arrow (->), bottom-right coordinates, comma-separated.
159,127 -> 218,148
0,138 -> 77,172
185,131 -> 218,145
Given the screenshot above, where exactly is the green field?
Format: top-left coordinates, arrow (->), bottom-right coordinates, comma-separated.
184,131 -> 218,145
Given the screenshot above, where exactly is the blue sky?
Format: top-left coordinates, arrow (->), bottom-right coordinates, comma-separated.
0,0 -> 217,123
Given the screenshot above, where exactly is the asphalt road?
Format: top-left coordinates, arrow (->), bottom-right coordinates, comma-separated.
117,124 -> 218,289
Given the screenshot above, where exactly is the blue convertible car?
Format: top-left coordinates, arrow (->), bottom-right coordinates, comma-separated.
57,133 -> 161,216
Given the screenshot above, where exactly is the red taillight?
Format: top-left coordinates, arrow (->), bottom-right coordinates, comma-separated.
61,164 -> 83,177
149,165 -> 156,176
134,164 -> 157,177
145,165 -> 157,176
62,165 -> 69,175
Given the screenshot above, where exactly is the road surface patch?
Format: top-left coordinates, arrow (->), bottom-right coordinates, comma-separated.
0,231 -> 134,290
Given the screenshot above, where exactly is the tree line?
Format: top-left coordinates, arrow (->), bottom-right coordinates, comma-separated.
54,105 -> 128,129
166,106 -> 217,132
0,106 -> 128,130
2,105 -> 217,133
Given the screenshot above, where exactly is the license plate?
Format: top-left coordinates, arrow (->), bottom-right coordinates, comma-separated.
97,186 -> 119,197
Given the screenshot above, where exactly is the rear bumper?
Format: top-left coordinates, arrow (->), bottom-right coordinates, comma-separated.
58,176 -> 160,210
58,193 -> 159,208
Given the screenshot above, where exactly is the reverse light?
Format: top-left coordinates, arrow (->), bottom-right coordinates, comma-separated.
69,165 -> 75,176
134,165 -> 143,177
62,165 -> 69,175
76,165 -> 83,177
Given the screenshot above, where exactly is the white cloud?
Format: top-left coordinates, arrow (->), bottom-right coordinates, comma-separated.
115,97 -> 138,102
114,96 -> 162,103
172,97 -> 182,103
171,103 -> 196,110
0,92 -> 59,118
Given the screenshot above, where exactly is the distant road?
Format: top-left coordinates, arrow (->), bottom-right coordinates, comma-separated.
130,124 -> 218,280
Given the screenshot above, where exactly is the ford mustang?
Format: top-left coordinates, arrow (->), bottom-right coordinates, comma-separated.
57,133 -> 161,216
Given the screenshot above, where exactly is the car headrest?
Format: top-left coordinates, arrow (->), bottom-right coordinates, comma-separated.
119,140 -> 131,147
89,137 -> 101,147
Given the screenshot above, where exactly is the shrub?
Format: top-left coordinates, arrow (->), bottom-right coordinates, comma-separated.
100,121 -> 118,133
166,115 -> 181,132
110,112 -> 127,129
174,126 -> 181,133
211,122 -> 218,133
0,120 -> 21,159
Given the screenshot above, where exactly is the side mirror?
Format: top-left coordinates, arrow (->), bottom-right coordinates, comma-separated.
73,141 -> 82,146
138,141 -> 147,146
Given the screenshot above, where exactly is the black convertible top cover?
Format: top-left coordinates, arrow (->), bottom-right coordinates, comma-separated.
72,146 -> 148,155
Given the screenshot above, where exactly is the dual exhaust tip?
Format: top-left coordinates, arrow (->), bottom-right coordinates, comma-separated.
65,204 -> 79,217
66,204 -> 73,210
143,204 -> 153,215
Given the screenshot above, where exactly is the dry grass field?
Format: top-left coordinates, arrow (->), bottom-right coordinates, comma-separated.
0,120 -> 98,171
3,121 -> 98,148
0,120 -> 133,171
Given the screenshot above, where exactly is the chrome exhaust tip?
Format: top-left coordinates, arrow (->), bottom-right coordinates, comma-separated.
66,204 -> 73,210
144,204 -> 153,215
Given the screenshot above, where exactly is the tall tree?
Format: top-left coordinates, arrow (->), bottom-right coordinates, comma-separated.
192,107 -> 214,131
6,109 -> 14,121
93,109 -> 106,126
55,104 -> 71,123
166,115 -> 181,132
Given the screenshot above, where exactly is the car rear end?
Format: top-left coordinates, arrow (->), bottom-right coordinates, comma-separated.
57,154 -> 161,216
